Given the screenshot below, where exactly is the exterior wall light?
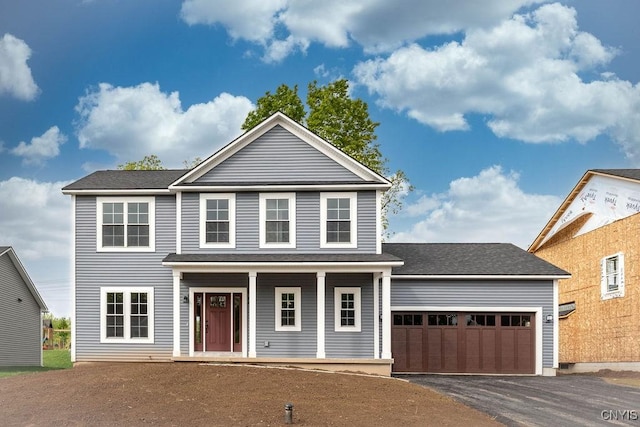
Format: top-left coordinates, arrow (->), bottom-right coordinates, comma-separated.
183,296 -> 189,304
545,314 -> 553,323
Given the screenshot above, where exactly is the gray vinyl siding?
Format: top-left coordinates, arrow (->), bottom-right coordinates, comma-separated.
325,274 -> 374,358
181,191 -> 376,253
0,254 -> 42,366
196,126 -> 363,183
75,195 -> 175,361
179,273 -> 248,354
256,273 -> 317,358
390,279 -> 555,368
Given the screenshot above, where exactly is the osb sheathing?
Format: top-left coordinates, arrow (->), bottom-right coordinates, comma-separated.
534,212 -> 640,364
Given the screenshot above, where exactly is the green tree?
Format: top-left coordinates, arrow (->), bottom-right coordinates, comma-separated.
242,79 -> 412,238
242,84 -> 306,131
118,154 -> 165,170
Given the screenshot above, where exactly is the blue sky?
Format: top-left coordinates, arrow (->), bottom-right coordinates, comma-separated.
1,0 -> 638,317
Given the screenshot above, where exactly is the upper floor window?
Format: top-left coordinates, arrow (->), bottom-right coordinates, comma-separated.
601,252 -> 625,300
275,287 -> 301,332
100,287 -> 154,343
334,287 -> 361,332
200,194 -> 235,248
259,193 -> 296,248
321,193 -> 357,248
97,197 -> 155,252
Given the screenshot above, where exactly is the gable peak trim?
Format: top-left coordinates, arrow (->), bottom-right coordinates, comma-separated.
170,112 -> 391,188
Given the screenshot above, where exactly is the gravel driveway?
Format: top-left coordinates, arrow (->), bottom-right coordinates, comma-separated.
400,375 -> 640,426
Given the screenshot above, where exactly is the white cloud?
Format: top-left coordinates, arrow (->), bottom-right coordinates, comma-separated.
354,3 -> 640,163
11,126 -> 67,165
179,0 -> 541,61
0,177 -> 73,317
0,33 -> 39,100
390,166 -> 562,249
75,82 -> 254,168
181,0 -> 287,42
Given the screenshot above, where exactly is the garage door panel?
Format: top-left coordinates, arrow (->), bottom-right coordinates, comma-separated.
426,329 -> 443,371
465,329 -> 481,372
516,329 -> 533,373
408,328 -> 424,371
500,329 -> 516,372
442,329 -> 458,372
391,328 -> 408,372
481,330 -> 497,372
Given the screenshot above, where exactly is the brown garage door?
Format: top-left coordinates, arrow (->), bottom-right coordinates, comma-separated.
392,312 -> 535,374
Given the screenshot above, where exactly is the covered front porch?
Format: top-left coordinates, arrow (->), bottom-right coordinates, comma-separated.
162,253 -> 402,375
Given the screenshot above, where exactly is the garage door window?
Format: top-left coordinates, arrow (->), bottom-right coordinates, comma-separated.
501,314 -> 531,327
466,314 -> 496,326
428,313 -> 457,326
393,314 -> 423,326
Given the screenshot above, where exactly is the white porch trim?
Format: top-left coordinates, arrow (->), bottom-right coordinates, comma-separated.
381,271 -> 392,359
316,272 -> 326,358
172,271 -> 181,357
373,273 -> 380,359
248,272 -> 257,358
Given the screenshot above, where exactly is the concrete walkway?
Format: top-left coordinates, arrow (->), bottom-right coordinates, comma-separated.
400,375 -> 640,426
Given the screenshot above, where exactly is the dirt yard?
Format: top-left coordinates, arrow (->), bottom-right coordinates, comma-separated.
0,362 -> 500,426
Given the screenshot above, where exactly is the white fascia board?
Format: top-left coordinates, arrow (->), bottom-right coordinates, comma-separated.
391,274 -> 571,280
163,261 -> 404,274
62,189 -> 171,196
170,183 -> 391,192
171,112 -> 392,187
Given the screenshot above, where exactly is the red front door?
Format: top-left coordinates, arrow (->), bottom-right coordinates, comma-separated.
206,293 -> 231,352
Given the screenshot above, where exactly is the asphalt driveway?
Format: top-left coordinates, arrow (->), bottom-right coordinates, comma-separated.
399,375 -> 640,426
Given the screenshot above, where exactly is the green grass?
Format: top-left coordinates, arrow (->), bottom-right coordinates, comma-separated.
0,350 -> 71,378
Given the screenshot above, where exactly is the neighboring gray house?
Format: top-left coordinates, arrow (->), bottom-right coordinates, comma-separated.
62,112 -> 568,375
0,246 -> 48,366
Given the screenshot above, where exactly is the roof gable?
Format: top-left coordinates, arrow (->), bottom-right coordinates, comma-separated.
172,112 -> 391,189
0,246 -> 48,311
529,169 -> 640,252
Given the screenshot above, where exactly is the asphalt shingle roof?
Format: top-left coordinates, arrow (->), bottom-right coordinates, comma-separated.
591,169 -> 640,181
382,243 -> 569,276
62,170 -> 188,191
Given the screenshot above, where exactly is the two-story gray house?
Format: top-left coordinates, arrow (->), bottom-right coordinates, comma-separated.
63,112 -> 569,375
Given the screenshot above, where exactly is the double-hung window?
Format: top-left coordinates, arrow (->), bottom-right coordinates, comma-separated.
200,194 -> 235,248
275,287 -> 301,331
601,253 -> 625,300
100,287 -> 154,343
320,193 -> 357,248
334,287 -> 361,332
97,197 -> 155,251
259,193 -> 296,248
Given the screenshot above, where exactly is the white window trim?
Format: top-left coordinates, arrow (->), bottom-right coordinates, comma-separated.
601,252 -> 625,300
334,287 -> 361,332
96,197 -> 155,252
275,287 -> 301,332
259,193 -> 296,249
199,193 -> 236,248
100,287 -> 154,344
320,192 -> 357,249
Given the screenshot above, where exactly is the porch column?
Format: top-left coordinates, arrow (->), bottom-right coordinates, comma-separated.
316,272 -> 326,359
373,273 -> 380,359
381,271 -> 392,359
172,271 -> 181,357
249,271 -> 257,358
